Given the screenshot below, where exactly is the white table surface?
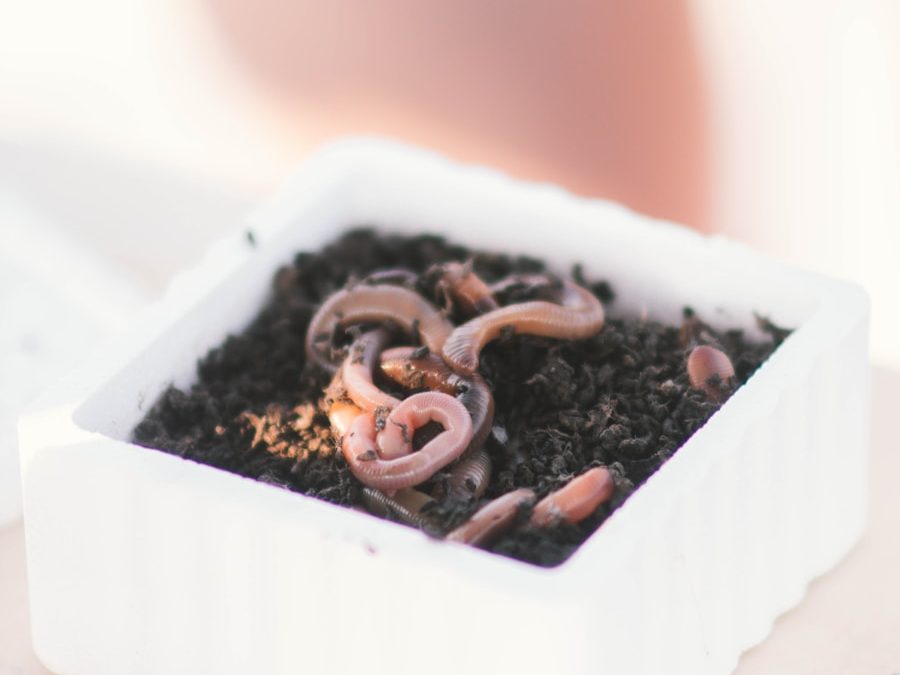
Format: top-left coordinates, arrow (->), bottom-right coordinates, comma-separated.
2,366 -> 897,674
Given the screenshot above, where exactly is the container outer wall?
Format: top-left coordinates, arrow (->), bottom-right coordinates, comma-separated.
575,308 -> 869,674
19,140 -> 870,675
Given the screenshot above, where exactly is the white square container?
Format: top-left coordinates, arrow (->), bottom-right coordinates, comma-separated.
19,140 -> 869,675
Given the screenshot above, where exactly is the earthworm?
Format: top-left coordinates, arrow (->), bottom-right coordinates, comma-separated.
445,488 -> 536,546
442,278 -> 605,375
530,467 -> 614,528
327,399 -> 363,437
360,486 -> 439,534
341,392 -> 473,491
328,329 -> 403,460
435,261 -> 498,316
323,361 -> 365,436
687,345 -> 735,402
340,328 -> 400,412
305,285 -> 454,373
444,449 -> 493,501
379,347 -> 494,458
326,352 -> 402,464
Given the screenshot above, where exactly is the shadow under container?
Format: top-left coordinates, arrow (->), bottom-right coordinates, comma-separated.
19,140 -> 869,675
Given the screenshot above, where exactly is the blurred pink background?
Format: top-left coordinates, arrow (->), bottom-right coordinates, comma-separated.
1,0 -> 898,363
204,0 -> 712,229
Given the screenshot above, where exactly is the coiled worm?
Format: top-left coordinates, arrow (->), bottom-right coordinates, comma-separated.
341,392 -> 473,491
379,347 -> 494,459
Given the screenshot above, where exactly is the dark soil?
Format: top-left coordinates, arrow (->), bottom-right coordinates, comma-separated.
133,229 -> 786,567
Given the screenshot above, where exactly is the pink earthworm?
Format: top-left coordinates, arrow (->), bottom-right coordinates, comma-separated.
530,467 -> 615,528
445,449 -> 492,501
323,330 -> 393,437
687,345 -> 735,403
323,361 -> 365,436
379,347 -> 494,459
435,261 -> 499,316
327,399 -> 363,437
360,486 -> 439,533
445,488 -> 536,546
305,284 -> 454,373
441,278 -> 605,375
339,328 -> 401,412
341,392 -> 473,491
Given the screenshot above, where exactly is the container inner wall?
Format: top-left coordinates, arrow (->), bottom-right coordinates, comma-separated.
73,166 -> 821,442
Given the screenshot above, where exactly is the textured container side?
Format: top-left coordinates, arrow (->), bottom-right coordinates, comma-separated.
808,314 -> 870,573
569,285 -> 869,674
24,436 -> 580,675
21,141 -> 870,675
